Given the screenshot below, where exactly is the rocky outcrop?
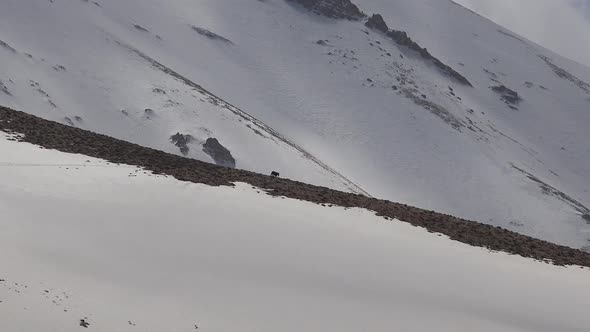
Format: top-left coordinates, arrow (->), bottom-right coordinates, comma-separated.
202,137 -> 236,168
511,164 -> 589,216
288,0 -> 365,20
538,55 -> 590,94
491,85 -> 521,107
365,13 -> 388,33
289,5 -> 470,86
190,26 -> 233,44
170,133 -> 194,155
365,14 -> 472,86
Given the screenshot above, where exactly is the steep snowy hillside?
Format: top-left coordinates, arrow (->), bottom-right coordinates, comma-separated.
0,0 -> 367,195
2,132 -> 590,331
0,0 -> 589,249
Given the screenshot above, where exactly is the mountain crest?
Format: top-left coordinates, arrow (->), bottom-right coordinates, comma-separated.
365,14 -> 472,86
288,0 -> 365,20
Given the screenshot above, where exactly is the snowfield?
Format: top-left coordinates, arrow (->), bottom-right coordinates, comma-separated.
1,133 -> 590,331
0,0 -> 589,249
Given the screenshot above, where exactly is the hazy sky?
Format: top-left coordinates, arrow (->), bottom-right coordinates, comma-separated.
453,0 -> 590,67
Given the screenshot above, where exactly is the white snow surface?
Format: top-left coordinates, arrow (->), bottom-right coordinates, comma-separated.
0,0 -> 589,248
1,133 -> 590,331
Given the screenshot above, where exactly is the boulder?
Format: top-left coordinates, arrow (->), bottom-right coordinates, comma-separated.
202,137 -> 236,168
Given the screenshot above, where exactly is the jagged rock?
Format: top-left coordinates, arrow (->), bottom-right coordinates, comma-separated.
365,14 -> 388,33
491,85 -> 522,106
202,137 -> 236,168
170,133 -> 194,155
288,0 -> 365,20
79,319 -> 90,328
365,14 -> 472,86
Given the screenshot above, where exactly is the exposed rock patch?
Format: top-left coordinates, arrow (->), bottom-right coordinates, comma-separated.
365,14 -> 472,86
583,214 -> 590,223
497,29 -> 528,45
288,0 -> 365,20
64,117 -> 75,126
79,318 -> 90,328
511,164 -> 589,215
144,108 -> 155,119
53,65 -> 67,72
170,132 -> 194,155
389,61 -> 465,131
133,24 -> 149,32
0,80 -> 12,96
402,88 -> 464,131
2,106 -> 590,267
491,85 -> 521,108
190,26 -> 233,44
0,40 -> 17,54
203,137 -> 236,168
538,55 -> 590,94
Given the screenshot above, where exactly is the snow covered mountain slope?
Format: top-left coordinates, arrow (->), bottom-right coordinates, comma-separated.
0,0 -> 589,249
0,0 -> 367,195
2,132 -> 590,331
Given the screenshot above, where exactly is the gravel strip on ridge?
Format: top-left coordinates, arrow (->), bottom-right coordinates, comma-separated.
1,105 -> 589,268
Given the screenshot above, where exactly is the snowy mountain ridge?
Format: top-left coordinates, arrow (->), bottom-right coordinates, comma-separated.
0,0 -> 589,249
2,109 -> 590,331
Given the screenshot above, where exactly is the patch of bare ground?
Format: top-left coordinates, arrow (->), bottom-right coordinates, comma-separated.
1,106 -> 590,268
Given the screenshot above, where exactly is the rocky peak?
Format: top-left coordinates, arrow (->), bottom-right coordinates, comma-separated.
365,14 -> 388,33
